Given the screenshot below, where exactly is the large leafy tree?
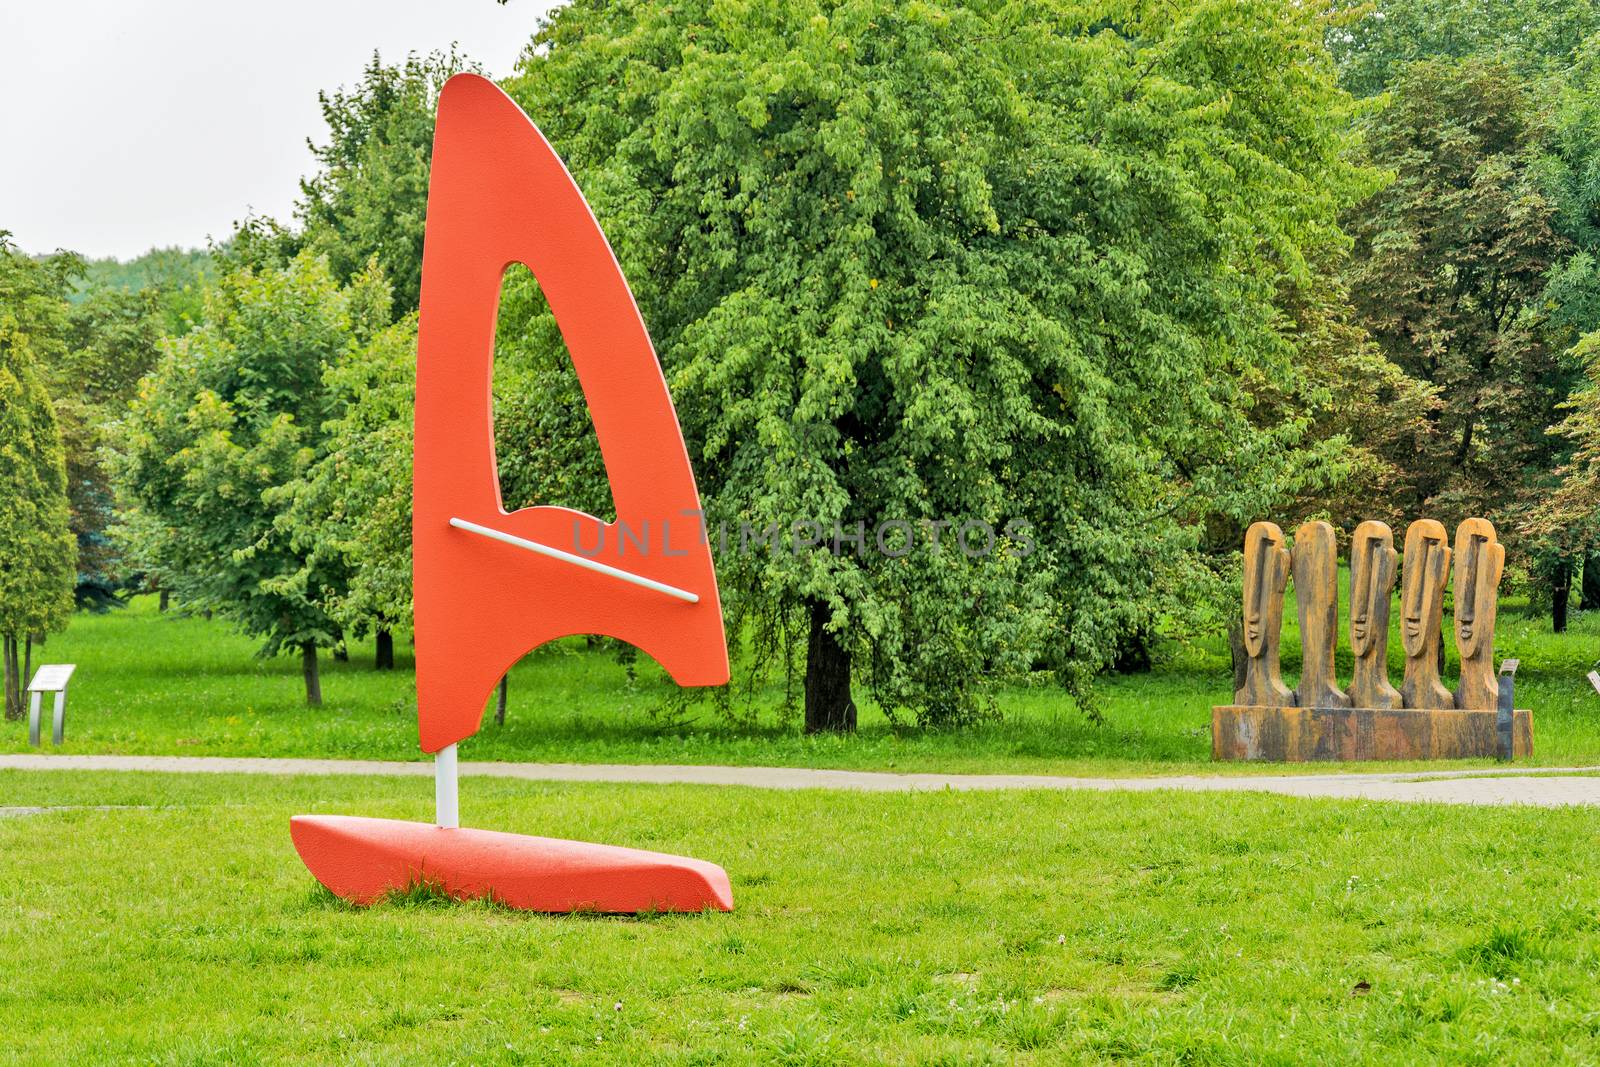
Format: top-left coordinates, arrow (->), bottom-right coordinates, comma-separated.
112,255 -> 388,704
1343,59 -> 1577,617
1524,36 -> 1600,611
275,313 -> 417,670
0,236 -> 77,719
215,50 -> 556,688
50,285 -> 169,607
1528,331 -> 1600,571
295,51 -> 471,318
502,0 -> 1380,729
1330,0 -> 1600,96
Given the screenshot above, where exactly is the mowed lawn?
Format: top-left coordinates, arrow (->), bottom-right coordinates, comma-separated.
7,592 -> 1600,775
2,770 -> 1600,1064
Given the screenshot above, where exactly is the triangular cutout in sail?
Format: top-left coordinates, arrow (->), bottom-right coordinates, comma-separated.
491,264 -> 617,519
412,73 -> 728,754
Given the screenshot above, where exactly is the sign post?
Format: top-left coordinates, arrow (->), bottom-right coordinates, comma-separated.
1496,659 -> 1519,762
26,664 -> 76,747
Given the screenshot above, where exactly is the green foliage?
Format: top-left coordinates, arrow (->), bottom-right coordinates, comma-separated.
502,0 -> 1381,724
1331,0 -> 1600,96
278,312 -> 417,639
1541,36 -> 1600,346
9,245 -> 215,607
1529,330 -> 1600,554
1520,40 -> 1600,587
0,234 -> 77,713
72,246 -> 215,333
1258,270 -> 1436,535
492,266 -> 612,517
53,284 -> 170,604
1330,19 -> 1600,617
111,254 -> 388,675
296,51 -> 473,317
1344,59 -> 1575,536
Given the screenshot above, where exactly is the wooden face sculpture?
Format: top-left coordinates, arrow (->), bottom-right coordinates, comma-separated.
1347,519 -> 1400,709
1292,520 -> 1349,708
1242,522 -> 1288,660
1453,518 -> 1504,710
1400,520 -> 1449,660
1400,518 -> 1452,709
1349,522 -> 1395,659
1453,519 -> 1502,662
1235,521 -> 1293,707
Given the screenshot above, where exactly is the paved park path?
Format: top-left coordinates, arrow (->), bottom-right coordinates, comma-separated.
5,753 -> 1600,808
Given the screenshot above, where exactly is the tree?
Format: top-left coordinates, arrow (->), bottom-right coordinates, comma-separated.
1526,328 -> 1600,628
47,284 -> 169,608
0,236 -> 77,719
275,312 -> 416,670
502,0 -> 1381,729
1330,0 -> 1600,96
1343,60 -> 1575,555
112,254 -> 388,704
297,51 -> 471,318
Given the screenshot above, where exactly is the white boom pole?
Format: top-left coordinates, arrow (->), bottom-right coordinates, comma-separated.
448,516 -> 700,603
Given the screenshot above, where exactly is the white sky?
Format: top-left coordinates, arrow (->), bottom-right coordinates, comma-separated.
1,1 -> 560,260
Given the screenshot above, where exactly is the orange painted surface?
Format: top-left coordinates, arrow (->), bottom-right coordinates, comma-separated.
413,73 -> 728,754
289,75 -> 734,914
291,815 -> 733,913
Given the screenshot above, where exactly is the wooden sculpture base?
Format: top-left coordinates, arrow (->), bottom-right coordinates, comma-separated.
1211,705 -> 1532,762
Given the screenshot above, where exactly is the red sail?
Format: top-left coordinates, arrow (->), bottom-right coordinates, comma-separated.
413,74 -> 728,753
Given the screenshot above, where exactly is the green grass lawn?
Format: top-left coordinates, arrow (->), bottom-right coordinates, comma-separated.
8,591 -> 1600,776
3,769 -> 1599,1064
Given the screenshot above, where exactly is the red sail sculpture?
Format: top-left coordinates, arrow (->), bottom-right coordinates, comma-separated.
291,73 -> 732,913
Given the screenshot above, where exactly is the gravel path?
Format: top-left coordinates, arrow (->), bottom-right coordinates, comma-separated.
3,753 -> 1600,808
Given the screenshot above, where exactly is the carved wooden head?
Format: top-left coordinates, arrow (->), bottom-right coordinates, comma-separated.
1453,518 -> 1503,660
1241,521 -> 1287,658
1349,520 -> 1395,657
1400,519 -> 1450,659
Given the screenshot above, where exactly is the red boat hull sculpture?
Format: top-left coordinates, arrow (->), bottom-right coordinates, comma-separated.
292,74 -> 732,913
290,816 -> 734,912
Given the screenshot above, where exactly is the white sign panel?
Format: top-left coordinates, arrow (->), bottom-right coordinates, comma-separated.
27,664 -> 75,693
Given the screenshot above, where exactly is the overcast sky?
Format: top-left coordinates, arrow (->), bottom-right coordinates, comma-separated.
1,1 -> 560,260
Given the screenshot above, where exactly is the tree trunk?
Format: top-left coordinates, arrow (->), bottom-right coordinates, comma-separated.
1227,619 -> 1247,694
333,641 -> 348,663
158,588 -> 169,612
1113,625 -> 1154,674
22,635 -> 32,693
495,674 -> 508,726
1583,552 -> 1600,611
804,600 -> 856,733
375,628 -> 394,670
2,635 -> 19,722
1554,561 -> 1572,634
301,642 -> 322,707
